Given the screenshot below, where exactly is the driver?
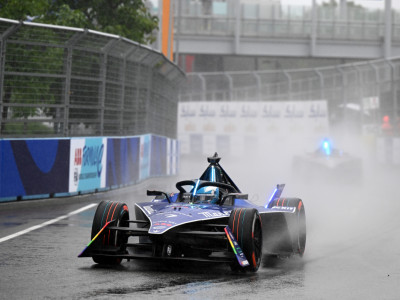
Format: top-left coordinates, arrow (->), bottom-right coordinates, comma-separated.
194,186 -> 219,204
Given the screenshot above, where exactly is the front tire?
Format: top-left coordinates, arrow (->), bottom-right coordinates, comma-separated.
228,208 -> 262,272
91,201 -> 129,265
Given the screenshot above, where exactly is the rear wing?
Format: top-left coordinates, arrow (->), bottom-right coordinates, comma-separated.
265,184 -> 285,208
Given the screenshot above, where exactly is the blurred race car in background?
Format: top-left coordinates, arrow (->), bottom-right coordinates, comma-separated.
79,153 -> 306,272
292,138 -> 363,183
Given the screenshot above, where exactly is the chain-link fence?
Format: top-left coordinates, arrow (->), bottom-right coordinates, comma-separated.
180,58 -> 400,132
0,18 -> 185,138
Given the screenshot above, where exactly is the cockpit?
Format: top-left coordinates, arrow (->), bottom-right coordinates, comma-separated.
174,153 -> 245,205
176,180 -> 236,205
192,186 -> 220,204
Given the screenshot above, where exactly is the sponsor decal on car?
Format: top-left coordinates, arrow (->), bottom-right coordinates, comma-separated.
153,222 -> 173,227
225,226 -> 249,267
198,211 -> 230,218
164,214 -> 178,218
143,205 -> 155,215
271,206 -> 296,212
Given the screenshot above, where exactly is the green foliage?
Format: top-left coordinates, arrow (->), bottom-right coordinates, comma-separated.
0,0 -> 50,20
40,4 -> 89,28
0,0 -> 158,125
45,0 -> 158,44
3,31 -> 64,120
3,121 -> 55,135
0,0 -> 158,43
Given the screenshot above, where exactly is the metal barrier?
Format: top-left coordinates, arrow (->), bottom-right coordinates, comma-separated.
180,58 -> 400,132
0,18 -> 185,138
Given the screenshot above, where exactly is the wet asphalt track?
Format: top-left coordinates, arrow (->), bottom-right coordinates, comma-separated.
1,155 -> 400,300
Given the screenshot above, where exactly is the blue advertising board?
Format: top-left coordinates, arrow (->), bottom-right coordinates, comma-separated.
150,135 -> 167,177
0,134 -> 178,202
0,139 -> 69,200
106,137 -> 140,187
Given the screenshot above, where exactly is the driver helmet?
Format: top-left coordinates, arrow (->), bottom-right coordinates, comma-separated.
196,186 -> 219,203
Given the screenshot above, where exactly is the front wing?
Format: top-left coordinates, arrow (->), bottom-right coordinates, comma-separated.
79,209 -> 302,264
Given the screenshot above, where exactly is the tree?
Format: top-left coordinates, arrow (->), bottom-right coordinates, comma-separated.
0,0 -> 158,44
0,0 -> 50,20
43,0 -> 158,44
0,0 -> 158,134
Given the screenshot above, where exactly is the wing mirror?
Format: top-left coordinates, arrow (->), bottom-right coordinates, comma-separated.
147,190 -> 171,203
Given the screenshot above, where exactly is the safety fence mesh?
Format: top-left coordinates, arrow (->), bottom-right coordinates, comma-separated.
180,58 -> 400,131
0,18 -> 185,138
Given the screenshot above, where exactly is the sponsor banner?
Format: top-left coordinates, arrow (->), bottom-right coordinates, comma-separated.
0,139 -> 70,200
199,102 -> 217,134
150,135 -> 167,177
1,134 -> 179,202
140,134 -> 151,181
179,133 -> 190,154
203,134 -> 216,155
106,137 -> 140,187
363,96 -> 379,110
217,102 -> 239,134
237,102 -> 259,135
178,100 -> 329,155
167,138 -> 179,175
69,138 -> 107,193
178,102 -> 198,135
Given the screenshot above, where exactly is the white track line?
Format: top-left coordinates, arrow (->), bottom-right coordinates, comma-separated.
0,203 -> 97,243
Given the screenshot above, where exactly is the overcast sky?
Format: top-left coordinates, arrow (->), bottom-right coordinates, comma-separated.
150,0 -> 399,10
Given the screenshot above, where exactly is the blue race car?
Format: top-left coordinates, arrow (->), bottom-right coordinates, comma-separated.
292,138 -> 363,184
79,153 -> 306,272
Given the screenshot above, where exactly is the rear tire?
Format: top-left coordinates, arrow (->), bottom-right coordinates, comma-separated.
268,198 -> 306,256
228,208 -> 262,272
91,201 -> 129,265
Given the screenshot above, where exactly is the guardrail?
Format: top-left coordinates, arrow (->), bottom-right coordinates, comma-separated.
0,18 -> 185,138
0,134 -> 179,202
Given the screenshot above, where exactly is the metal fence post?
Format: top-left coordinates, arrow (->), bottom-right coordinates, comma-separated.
0,22 -> 20,134
253,72 -> 262,100
63,30 -> 86,137
141,52 -> 154,134
336,66 -> 347,127
198,74 -> 206,101
120,46 -> 138,135
225,73 -> 233,101
99,38 -> 120,135
315,69 -> 325,100
385,59 -> 397,119
367,62 -> 380,125
283,71 -> 292,100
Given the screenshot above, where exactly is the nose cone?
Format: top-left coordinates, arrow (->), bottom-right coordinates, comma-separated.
148,204 -> 230,234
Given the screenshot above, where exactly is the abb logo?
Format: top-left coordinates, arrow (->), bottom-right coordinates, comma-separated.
74,148 -> 82,166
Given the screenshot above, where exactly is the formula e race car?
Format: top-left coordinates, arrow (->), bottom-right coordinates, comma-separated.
79,153 -> 306,272
292,138 -> 363,183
